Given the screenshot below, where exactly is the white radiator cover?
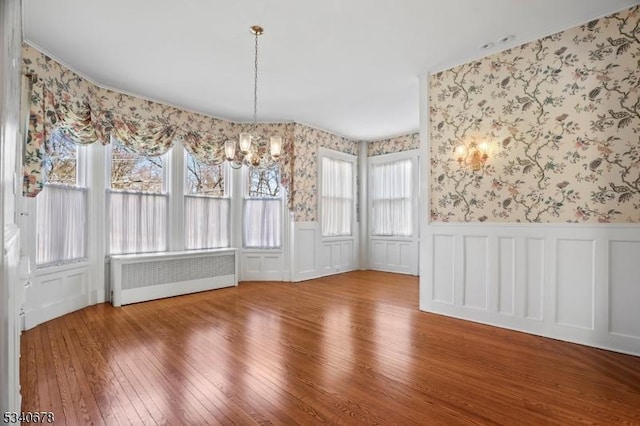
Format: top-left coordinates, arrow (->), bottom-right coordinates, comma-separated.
110,249 -> 237,306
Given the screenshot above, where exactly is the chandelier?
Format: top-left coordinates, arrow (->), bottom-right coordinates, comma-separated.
225,25 -> 282,169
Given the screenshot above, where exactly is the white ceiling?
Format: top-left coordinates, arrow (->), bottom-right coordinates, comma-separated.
22,0 -> 640,141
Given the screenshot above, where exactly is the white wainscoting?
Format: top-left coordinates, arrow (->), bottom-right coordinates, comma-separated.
291,221 -> 358,282
240,251 -> 285,281
369,237 -> 418,275
421,223 -> 640,356
24,262 -> 90,330
3,226 -> 23,413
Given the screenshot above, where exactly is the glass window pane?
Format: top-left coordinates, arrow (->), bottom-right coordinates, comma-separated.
185,152 -> 225,196
108,191 -> 167,254
248,165 -> 280,197
243,198 -> 282,249
36,185 -> 87,266
243,164 -> 281,248
321,156 -> 353,237
111,139 -> 164,193
371,159 -> 413,237
45,129 -> 77,185
184,196 -> 230,249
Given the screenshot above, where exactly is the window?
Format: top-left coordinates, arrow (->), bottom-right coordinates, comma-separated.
370,159 -> 413,236
320,152 -> 355,237
243,165 -> 282,249
35,129 -> 87,266
43,129 -> 78,185
184,152 -> 230,249
108,138 -> 167,254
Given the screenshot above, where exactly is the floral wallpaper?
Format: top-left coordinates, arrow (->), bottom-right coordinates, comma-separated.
368,132 -> 419,157
430,6 -> 640,223
292,124 -> 359,222
22,45 -> 295,203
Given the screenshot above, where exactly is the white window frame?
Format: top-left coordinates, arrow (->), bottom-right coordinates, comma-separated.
183,150 -> 231,249
33,136 -> 89,268
367,149 -> 420,275
369,154 -> 415,238
241,163 -> 284,251
105,139 -> 170,255
318,147 -> 357,240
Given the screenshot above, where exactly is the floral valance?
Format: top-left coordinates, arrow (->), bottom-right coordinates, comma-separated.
45,87 -> 97,146
23,81 -> 98,197
182,131 -> 227,165
22,44 -> 295,207
110,115 -> 178,157
23,79 -> 46,197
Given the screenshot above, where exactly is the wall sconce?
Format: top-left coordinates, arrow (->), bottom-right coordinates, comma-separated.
456,142 -> 489,171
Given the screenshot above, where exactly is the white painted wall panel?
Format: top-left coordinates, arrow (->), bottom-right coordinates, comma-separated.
25,264 -> 90,329
526,238 -> 544,321
331,243 -> 342,269
240,252 -> 283,281
369,238 -> 417,275
498,237 -> 515,315
296,228 -> 316,273
464,236 -> 488,310
320,243 -> 331,271
432,235 -> 454,304
399,244 -> 412,269
556,239 -> 594,330
292,222 -> 358,282
263,256 -> 281,273
421,223 -> 640,357
372,241 -> 385,265
609,241 -> 640,339
245,256 -> 261,273
341,241 -> 353,267
387,242 -> 399,266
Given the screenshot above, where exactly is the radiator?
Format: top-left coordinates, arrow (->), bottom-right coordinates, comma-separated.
110,249 -> 237,306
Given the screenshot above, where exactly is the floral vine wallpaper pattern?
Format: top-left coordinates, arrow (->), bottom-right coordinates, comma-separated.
368,133 -> 419,157
429,6 -> 640,223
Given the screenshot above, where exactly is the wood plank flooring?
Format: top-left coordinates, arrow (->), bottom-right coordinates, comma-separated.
20,271 -> 640,425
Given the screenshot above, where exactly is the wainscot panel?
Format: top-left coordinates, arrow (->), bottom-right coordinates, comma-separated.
25,262 -> 90,329
421,223 -> 640,356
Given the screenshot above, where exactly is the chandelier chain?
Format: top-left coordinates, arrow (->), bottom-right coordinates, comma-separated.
253,29 -> 259,130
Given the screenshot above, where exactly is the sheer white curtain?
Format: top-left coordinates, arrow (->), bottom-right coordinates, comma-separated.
371,159 -> 413,236
36,184 -> 88,266
109,191 -> 167,254
321,156 -> 353,236
185,196 -> 230,249
243,199 -> 282,249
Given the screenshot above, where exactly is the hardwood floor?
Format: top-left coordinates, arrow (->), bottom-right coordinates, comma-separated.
20,271 -> 640,425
